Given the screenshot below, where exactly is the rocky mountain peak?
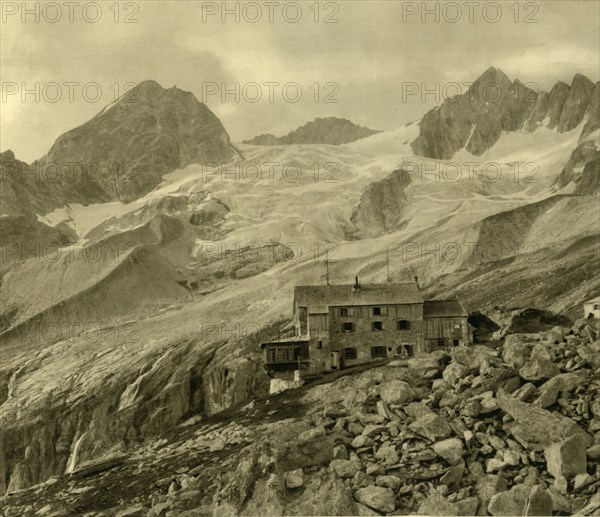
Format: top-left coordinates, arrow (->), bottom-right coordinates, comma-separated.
412,68 -> 597,160
244,116 -> 381,146
571,73 -> 595,90
36,79 -> 234,206
119,80 -> 198,107
558,73 -> 596,132
473,66 -> 512,87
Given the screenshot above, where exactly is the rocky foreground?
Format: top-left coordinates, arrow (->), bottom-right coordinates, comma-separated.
2,318 -> 599,517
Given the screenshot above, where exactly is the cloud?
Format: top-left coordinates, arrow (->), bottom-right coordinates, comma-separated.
1,1 -> 599,161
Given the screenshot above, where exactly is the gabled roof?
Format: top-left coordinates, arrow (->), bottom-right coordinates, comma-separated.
294,282 -> 423,313
423,299 -> 468,318
584,296 -> 600,304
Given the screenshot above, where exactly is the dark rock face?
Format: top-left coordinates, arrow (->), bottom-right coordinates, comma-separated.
574,157 -> 600,195
546,81 -> 571,130
505,308 -> 572,335
412,68 -> 598,160
558,74 -> 596,133
412,67 -> 539,159
348,168 -> 411,239
0,150 -> 77,271
35,80 -> 234,206
581,82 -> 600,140
244,117 -> 381,146
555,139 -> 600,192
468,312 -> 501,343
522,91 -> 549,132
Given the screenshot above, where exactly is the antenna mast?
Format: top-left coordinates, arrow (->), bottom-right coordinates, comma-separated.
323,254 -> 338,286
386,251 -> 390,283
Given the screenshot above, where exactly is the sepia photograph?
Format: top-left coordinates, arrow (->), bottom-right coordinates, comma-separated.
1,1 -> 599,515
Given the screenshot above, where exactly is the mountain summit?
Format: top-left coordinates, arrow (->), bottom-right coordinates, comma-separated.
37,80 -> 235,205
244,116 -> 381,146
412,68 -> 598,159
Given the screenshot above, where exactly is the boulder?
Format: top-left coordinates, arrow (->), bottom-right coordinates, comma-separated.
496,390 -> 592,450
332,444 -> 349,460
329,459 -> 358,478
353,502 -> 380,516
577,343 -> 600,368
455,497 -> 480,516
362,424 -> 386,437
572,493 -> 600,516
408,356 -> 440,370
530,343 -> 553,361
375,475 -> 401,490
511,383 -> 538,402
297,426 -> 326,444
442,362 -> 469,384
440,464 -> 464,485
366,463 -> 385,476
352,434 -> 374,449
379,380 -> 415,405
544,434 -> 588,480
574,473 -> 595,491
586,443 -> 600,460
477,474 -> 509,510
354,486 -> 396,513
352,471 -> 374,488
488,485 -> 552,516
432,438 -> 464,465
374,444 -> 399,466
284,468 -> 304,489
536,372 -> 588,408
503,339 -> 535,368
519,357 -> 560,381
417,492 -> 460,516
486,457 -> 509,473
409,413 -> 452,441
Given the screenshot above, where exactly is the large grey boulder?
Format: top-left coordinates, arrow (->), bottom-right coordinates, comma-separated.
354,486 -> 396,513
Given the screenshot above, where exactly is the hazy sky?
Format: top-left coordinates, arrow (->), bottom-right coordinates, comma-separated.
2,0 -> 599,162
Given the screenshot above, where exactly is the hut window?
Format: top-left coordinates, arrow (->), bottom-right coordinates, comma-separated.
371,346 -> 387,358
340,308 -> 349,317
372,321 -> 383,331
343,347 -> 357,359
342,322 -> 354,332
398,320 -> 410,330
373,307 -> 381,316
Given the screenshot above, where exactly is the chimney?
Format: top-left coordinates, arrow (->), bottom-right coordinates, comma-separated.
414,276 -> 419,289
354,276 -> 360,289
